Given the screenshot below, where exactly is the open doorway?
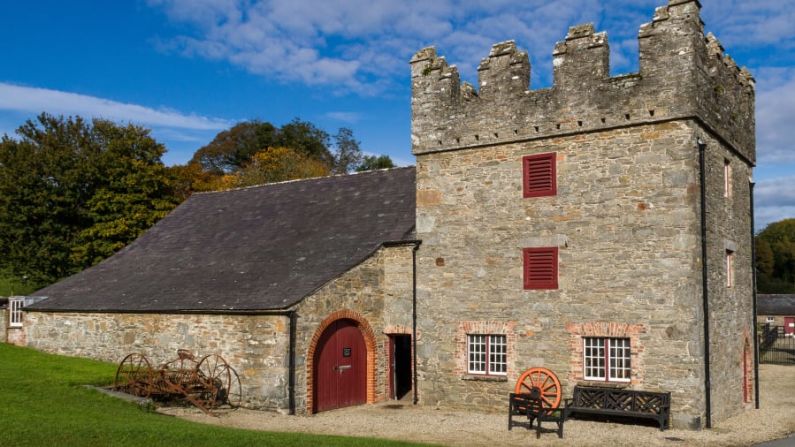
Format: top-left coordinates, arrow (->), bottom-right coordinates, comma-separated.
390,335 -> 412,400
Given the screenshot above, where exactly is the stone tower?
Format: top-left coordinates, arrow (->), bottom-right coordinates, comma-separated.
411,0 -> 755,429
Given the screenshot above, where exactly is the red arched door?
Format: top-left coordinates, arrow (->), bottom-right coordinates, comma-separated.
313,319 -> 367,412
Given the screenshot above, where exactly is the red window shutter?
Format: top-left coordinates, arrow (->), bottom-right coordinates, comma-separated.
523,247 -> 558,290
522,153 -> 556,198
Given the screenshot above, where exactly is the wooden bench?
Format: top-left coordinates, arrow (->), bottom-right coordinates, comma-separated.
508,392 -> 565,439
563,386 -> 670,431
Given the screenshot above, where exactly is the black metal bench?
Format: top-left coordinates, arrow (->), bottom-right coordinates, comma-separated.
509,392 -> 565,438
564,386 -> 670,431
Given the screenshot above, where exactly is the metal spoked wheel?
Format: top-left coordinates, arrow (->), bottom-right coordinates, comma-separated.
196,354 -> 242,409
114,353 -> 153,397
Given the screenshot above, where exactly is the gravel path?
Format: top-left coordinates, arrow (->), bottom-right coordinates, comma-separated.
160,364 -> 795,446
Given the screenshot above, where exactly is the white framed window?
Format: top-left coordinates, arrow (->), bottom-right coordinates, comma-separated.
583,337 -> 631,382
724,158 -> 732,198
467,334 -> 507,375
9,298 -> 24,327
726,249 -> 735,288
766,316 -> 775,323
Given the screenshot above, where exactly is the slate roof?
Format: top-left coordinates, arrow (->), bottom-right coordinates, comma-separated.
28,167 -> 416,312
758,294 -> 795,316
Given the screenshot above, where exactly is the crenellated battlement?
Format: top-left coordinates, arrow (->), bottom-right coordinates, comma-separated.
410,0 -> 756,163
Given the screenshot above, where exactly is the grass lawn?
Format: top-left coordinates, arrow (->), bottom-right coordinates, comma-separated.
0,344 -> 431,447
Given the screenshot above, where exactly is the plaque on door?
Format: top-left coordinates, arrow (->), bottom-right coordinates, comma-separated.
343,347 -> 352,357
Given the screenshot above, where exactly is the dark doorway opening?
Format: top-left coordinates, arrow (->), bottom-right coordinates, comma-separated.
390,335 -> 412,400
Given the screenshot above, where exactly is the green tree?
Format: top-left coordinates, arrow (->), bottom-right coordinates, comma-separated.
0,114 -> 179,288
356,154 -> 395,172
190,120 -> 278,173
756,218 -> 795,293
190,119 -> 333,174
235,147 -> 330,187
331,127 -> 363,174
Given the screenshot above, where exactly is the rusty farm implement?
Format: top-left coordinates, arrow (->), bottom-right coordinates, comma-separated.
114,349 -> 242,414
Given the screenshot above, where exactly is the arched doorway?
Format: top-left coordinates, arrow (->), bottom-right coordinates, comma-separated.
312,318 -> 368,412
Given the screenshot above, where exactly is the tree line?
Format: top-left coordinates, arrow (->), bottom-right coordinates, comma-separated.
0,114 -> 395,290
756,218 -> 795,293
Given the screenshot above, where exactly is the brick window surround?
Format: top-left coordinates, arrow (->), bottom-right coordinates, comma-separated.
522,152 -> 557,198
455,321 -> 517,379
523,247 -> 559,290
305,309 -> 377,414
566,322 -> 646,386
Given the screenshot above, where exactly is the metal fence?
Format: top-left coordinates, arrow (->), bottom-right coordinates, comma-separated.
759,325 -> 795,365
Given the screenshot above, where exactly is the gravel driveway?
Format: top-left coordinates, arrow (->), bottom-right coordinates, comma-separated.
160,364 -> 795,446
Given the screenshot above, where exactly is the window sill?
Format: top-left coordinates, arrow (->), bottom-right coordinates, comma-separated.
462,374 -> 508,382
576,380 -> 630,388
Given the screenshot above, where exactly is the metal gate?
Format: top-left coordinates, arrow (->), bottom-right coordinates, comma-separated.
759,325 -> 795,365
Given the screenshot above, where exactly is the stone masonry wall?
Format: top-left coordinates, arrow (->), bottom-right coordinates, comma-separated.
699,126 -> 755,421
22,312 -> 290,411
292,245 -> 415,414
414,121 -> 707,428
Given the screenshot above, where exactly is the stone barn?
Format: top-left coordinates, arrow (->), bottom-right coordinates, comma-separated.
8,0 -> 756,430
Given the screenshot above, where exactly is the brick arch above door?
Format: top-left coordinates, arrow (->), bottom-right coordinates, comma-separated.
306,309 -> 377,414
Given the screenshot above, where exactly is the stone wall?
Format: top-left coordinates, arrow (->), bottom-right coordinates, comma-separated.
414,121 -> 707,428
21,312 -> 291,411
292,244 -> 415,414
699,126 -> 755,421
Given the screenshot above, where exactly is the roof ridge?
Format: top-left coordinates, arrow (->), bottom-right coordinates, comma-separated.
192,165 -> 416,196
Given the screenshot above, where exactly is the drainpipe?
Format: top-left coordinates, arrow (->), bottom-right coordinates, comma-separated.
412,240 -> 422,406
698,139 -> 712,429
750,181 -> 760,409
288,310 -> 297,415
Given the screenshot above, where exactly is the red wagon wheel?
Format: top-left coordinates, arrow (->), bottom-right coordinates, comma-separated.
114,353 -> 153,397
514,367 -> 562,410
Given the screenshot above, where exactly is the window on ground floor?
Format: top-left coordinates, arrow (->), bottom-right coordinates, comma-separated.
468,334 -> 507,376
9,297 -> 23,327
583,337 -> 631,382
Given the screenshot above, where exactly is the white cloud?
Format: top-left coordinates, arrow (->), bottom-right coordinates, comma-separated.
0,83 -> 231,131
148,0 -> 615,93
755,68 -> 795,163
147,0 -> 795,95
755,176 -> 795,229
701,0 -> 795,49
324,111 -> 362,123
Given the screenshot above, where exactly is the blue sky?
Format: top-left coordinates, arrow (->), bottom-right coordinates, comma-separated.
1,0 -> 794,228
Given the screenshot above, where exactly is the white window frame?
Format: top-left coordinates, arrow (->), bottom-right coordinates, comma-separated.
726,249 -> 735,288
766,316 -> 775,323
724,158 -> 732,198
9,298 -> 24,328
583,337 -> 631,383
467,334 -> 507,376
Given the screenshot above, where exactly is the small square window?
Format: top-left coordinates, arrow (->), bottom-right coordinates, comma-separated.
583,337 -> 631,382
523,247 -> 558,290
467,334 -> 507,376
726,249 -> 735,288
523,152 -> 556,198
724,159 -> 732,199
766,316 -> 775,323
9,298 -> 23,328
